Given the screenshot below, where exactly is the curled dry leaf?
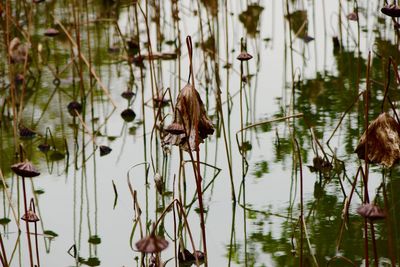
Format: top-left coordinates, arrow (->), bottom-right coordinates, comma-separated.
355,112 -> 400,167
163,84 -> 214,151
9,37 -> 29,63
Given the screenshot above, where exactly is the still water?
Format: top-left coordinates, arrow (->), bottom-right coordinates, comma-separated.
1,0 -> 399,266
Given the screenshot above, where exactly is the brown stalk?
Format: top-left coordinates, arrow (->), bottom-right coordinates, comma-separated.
19,148 -> 34,267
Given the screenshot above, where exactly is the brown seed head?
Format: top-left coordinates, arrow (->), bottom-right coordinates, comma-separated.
44,28 -> 60,37
11,161 -> 40,178
237,51 -> 253,61
347,12 -> 358,21
135,234 -> 169,253
357,203 -> 386,221
381,4 -> 400,17
21,210 -> 40,222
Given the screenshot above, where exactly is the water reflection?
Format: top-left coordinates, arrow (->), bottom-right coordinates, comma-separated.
0,0 -> 400,266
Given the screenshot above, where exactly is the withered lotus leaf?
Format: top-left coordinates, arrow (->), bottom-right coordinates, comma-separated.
135,234 -> 168,253
9,37 -> 29,63
165,122 -> 185,135
357,203 -> 386,221
11,161 -> 40,177
178,248 -> 195,262
163,84 -> 214,151
355,112 -> 400,167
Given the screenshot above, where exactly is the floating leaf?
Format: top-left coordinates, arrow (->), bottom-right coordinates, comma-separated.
88,235 -> 101,245
44,230 -> 58,238
84,257 -> 101,266
99,145 -> 112,157
49,151 -> 65,161
121,108 -> 136,122
0,218 -> 11,225
34,189 -> 45,195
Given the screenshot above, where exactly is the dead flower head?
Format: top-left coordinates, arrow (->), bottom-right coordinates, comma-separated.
357,203 -> 386,221
381,4 -> 400,17
11,161 -> 40,177
21,209 -> 40,223
135,233 -> 169,254
163,83 -> 214,151
355,112 -> 400,167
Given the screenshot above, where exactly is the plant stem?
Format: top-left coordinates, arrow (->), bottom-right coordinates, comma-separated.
22,177 -> 34,267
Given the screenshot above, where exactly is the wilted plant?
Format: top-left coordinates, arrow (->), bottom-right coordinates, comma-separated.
22,199 -> 41,267
11,157 -> 40,267
162,36 -> 211,265
163,83 -> 214,151
355,112 -> 400,167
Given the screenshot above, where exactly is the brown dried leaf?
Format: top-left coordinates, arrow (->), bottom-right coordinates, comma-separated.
355,113 -> 400,167
163,84 -> 214,151
9,37 -> 29,63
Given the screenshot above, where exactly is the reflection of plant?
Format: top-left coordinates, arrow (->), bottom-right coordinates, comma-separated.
286,10 -> 308,38
200,0 -> 218,17
239,4 -> 264,37
252,161 -> 269,178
